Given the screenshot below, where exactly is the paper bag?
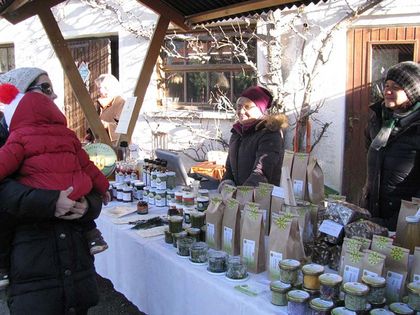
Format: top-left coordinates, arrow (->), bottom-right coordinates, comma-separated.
222,198 -> 241,256
395,200 -> 418,245
291,152 -> 309,200
306,156 -> 324,204
254,183 -> 274,236
205,196 -> 225,250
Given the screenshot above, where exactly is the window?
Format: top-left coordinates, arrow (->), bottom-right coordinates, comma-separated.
160,28 -> 257,110
0,44 -> 15,74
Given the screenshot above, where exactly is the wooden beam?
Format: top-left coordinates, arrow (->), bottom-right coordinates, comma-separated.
36,6 -> 111,146
1,0 -> 65,25
119,15 -> 170,144
135,0 -> 190,31
186,0 -> 300,24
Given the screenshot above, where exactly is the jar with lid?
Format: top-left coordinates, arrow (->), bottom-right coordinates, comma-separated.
164,227 -> 173,244
286,289 -> 310,315
361,275 -> 386,305
207,250 -> 227,273
142,186 -> 149,203
196,196 -> 210,212
183,206 -> 194,224
319,273 -> 342,302
182,192 -> 195,206
167,202 -> 179,216
165,171 -> 176,189
331,307 -> 356,315
226,256 -> 248,280
148,187 -> 156,205
401,216 -> 420,255
174,191 -> 183,204
279,259 -> 301,285
133,181 -> 145,200
122,185 -> 133,203
155,189 -> 166,207
172,231 -> 187,248
343,282 -> 369,312
198,189 -> 209,197
186,227 -> 201,242
389,302 -> 415,315
168,215 -> 183,233
369,309 -> 395,315
156,173 -> 167,190
166,189 -> 175,204
270,280 -> 291,306
111,183 -> 119,200
302,286 -> 320,299
309,297 -> 334,315
302,263 -> 324,290
116,184 -> 124,202
190,242 -> 208,264
406,281 -> 420,312
190,211 -> 206,229
177,236 -> 195,257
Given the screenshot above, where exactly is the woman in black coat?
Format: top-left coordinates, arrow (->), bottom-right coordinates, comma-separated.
362,61 -> 420,231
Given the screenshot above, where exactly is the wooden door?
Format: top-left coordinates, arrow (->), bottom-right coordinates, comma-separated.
64,37 -> 117,140
343,26 -> 420,204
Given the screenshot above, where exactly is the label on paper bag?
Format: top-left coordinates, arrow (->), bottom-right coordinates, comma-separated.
386,271 -> 404,303
343,265 -> 360,283
207,223 -> 215,245
223,226 -> 233,253
308,183 -> 313,195
362,269 -> 378,277
272,186 -> 285,198
319,220 -> 343,238
413,273 -> 420,282
269,251 -> 283,278
243,239 -> 256,268
293,179 -> 304,195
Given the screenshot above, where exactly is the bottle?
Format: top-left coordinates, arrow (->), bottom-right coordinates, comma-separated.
401,215 -> 420,254
119,141 -> 129,162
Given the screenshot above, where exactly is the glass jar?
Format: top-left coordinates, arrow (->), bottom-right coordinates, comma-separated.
369,309 -> 395,315
302,286 -> 320,299
166,189 -> 175,204
148,187 -> 156,205
155,189 -> 166,207
186,227 -> 201,242
156,172 -> 167,190
134,181 -> 145,200
190,242 -> 208,264
116,184 -> 123,201
164,227 -> 173,244
406,281 -> 420,312
279,259 -> 301,285
190,211 -> 206,229
168,215 -> 184,234
319,273 -> 342,302
183,206 -> 194,224
182,192 -> 195,206
331,307 -> 356,315
198,189 -> 209,197
270,280 -> 291,306
174,191 -> 183,204
309,297 -> 334,315
225,256 -> 248,280
150,170 -> 158,188
196,196 -> 210,212
165,171 -> 176,189
142,186 -> 149,203
177,236 -> 195,257
361,275 -> 386,305
136,201 -> 148,215
343,282 -> 369,312
167,202 -> 179,216
287,289 -> 310,315
302,263 -> 324,290
207,250 -> 227,273
401,215 -> 420,255
388,302 -> 415,315
172,231 -> 187,248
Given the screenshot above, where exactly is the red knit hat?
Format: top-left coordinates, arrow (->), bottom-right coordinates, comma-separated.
240,86 -> 273,113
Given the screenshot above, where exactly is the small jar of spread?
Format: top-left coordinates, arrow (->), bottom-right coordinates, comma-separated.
165,171 -> 176,189
142,186 -> 149,203
172,231 -> 187,248
189,241 -> 208,264
164,227 -> 173,244
270,280 -> 291,306
406,281 -> 420,312
148,187 -> 156,205
190,211 -> 206,229
167,202 -> 179,216
309,297 -> 334,315
182,192 -> 195,206
331,307 -> 356,315
155,189 -> 166,207
287,289 -> 310,315
319,273 -> 342,302
177,236 -> 195,257
136,201 -> 148,214
207,250 -> 227,273
279,259 -> 301,285
174,191 -> 183,204
302,263 -> 324,290
156,172 -> 167,190
388,302 -> 415,315
196,196 -> 210,212
186,227 -> 201,242
361,275 -> 386,305
166,189 -> 175,204
343,282 -> 369,312
168,215 -> 184,234
225,256 -> 247,280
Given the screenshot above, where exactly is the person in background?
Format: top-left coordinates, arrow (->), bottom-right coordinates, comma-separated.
219,85 -> 288,189
362,61 -> 420,231
0,67 -> 103,315
89,74 -> 125,145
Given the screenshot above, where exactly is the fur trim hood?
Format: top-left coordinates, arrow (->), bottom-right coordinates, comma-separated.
232,113 -> 288,135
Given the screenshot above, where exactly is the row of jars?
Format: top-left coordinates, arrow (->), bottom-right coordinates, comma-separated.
115,161 -> 140,184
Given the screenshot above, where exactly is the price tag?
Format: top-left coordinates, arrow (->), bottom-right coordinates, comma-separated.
343,265 -> 360,283
319,219 -> 343,238
269,251 -> 283,277
272,186 -> 285,198
223,227 -> 233,247
243,239 -> 255,265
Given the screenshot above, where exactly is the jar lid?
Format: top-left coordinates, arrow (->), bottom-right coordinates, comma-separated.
190,241 -> 208,250
178,236 -> 195,245
149,187 -> 156,192
197,196 -> 210,202
187,227 -> 201,235
309,298 -> 334,311
331,307 -> 356,315
369,309 -> 395,315
343,282 -> 369,296
302,263 -> 325,275
270,280 -> 291,293
279,259 -> 301,270
167,189 -> 175,193
389,302 -> 415,314
405,215 -> 420,223
208,250 -> 227,259
407,281 -> 420,295
191,211 -> 205,218
319,273 -> 343,286
362,275 -> 386,288
286,289 -> 310,303
169,215 -> 183,222
198,189 -> 209,194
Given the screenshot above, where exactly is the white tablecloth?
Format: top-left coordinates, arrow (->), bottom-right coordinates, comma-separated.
95,202 -> 288,315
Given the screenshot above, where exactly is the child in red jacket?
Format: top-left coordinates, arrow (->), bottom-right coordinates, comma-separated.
0,84 -> 110,288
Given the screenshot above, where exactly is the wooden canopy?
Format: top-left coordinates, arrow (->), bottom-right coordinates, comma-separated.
0,0 -> 326,146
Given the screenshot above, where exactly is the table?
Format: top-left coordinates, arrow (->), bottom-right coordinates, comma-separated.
95,202 -> 288,315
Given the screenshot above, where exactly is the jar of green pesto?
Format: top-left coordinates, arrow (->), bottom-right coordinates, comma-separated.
172,231 -> 187,248
177,236 -> 195,257
309,297 -> 334,315
186,227 -> 201,242
343,282 -> 369,312
164,227 -> 173,244
270,280 -> 291,306
388,302 -> 415,315
190,211 -> 206,229
406,281 -> 420,311
361,275 -> 386,305
226,256 -> 247,280
279,259 -> 301,285
168,215 -> 183,233
189,241 -> 208,264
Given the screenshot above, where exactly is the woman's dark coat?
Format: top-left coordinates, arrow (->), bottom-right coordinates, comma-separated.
223,114 -> 287,186
0,118 -> 101,315
362,101 -> 420,230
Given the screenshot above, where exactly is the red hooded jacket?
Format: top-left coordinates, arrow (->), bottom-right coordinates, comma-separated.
0,92 -> 109,200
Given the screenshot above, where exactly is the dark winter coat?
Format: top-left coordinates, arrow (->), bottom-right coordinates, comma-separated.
362,101 -> 420,230
222,114 -> 287,186
0,120 -> 101,315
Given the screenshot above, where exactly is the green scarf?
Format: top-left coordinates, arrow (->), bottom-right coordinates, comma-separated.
370,102 -> 420,151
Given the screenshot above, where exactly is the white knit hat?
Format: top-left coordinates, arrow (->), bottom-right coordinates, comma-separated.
0,67 -> 47,93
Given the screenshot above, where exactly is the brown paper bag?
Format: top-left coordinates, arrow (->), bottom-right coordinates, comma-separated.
341,250 -> 364,283
280,166 -> 296,206
306,157 -> 324,204
339,237 -> 364,276
353,236 -> 371,251
361,249 -> 386,278
411,246 -> 420,282
240,202 -> 265,273
371,235 -> 394,255
267,212 -> 305,279
291,152 -> 310,200
395,200 -> 418,245
235,186 -> 254,211
280,150 -> 294,185
254,183 -> 274,236
283,201 -> 313,245
383,244 -> 410,303
205,196 -> 225,250
222,198 -> 241,256
221,184 -> 236,202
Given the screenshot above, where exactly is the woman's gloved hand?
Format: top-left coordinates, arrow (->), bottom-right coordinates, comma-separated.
217,179 -> 236,193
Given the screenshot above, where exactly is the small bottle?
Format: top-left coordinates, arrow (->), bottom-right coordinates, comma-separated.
119,141 -> 129,161
401,215 -> 420,254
